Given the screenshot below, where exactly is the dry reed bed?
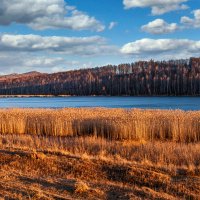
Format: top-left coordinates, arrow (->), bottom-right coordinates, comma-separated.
0,108 -> 200,142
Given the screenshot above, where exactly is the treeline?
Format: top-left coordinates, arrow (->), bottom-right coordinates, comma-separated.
0,57 -> 200,96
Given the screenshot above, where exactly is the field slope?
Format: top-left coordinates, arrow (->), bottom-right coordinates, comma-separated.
0,108 -> 200,199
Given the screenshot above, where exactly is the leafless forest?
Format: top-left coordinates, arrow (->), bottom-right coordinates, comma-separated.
0,57 -> 200,96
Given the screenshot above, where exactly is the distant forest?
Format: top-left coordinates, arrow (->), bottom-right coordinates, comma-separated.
0,57 -> 200,96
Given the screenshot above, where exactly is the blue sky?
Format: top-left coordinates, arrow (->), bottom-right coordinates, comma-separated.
0,0 -> 200,74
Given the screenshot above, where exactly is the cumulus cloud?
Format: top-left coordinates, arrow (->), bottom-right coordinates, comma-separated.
123,0 -> 188,15
141,19 -> 179,34
181,9 -> 200,28
108,22 -> 118,30
0,34 -> 116,56
0,0 -> 105,31
121,38 -> 200,59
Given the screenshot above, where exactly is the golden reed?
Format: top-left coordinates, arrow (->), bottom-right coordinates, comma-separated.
0,108 -> 199,142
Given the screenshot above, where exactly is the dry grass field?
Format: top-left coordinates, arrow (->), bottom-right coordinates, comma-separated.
0,108 -> 200,199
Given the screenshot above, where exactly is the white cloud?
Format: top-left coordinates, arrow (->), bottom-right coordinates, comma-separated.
0,34 -> 119,74
0,34 -> 116,56
0,0 -> 105,31
141,19 -> 179,34
0,53 -> 97,74
123,0 -> 188,15
121,38 -> 200,59
108,22 -> 118,30
181,9 -> 200,28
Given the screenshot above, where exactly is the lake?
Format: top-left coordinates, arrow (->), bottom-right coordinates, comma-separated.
0,97 -> 199,110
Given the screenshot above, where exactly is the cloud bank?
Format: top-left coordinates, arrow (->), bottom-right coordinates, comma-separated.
0,34 -> 116,55
0,0 -> 105,31
121,38 -> 200,59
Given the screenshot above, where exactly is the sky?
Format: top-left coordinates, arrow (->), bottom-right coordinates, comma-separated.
0,0 -> 200,74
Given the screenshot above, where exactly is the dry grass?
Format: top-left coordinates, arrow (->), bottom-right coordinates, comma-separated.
0,108 -> 200,199
0,108 -> 200,142
1,134 -> 200,172
0,134 -> 200,199
74,181 -> 90,193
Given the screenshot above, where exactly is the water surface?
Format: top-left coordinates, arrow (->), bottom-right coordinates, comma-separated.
0,97 -> 199,110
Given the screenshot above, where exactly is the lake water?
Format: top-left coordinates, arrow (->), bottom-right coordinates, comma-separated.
0,97 -> 199,110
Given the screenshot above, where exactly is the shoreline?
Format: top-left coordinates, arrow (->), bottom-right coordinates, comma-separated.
0,95 -> 200,98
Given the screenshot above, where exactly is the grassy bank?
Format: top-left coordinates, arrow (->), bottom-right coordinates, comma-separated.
0,108 -> 200,199
0,134 -> 200,199
0,108 -> 200,142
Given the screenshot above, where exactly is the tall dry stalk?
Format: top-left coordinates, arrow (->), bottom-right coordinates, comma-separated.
0,108 -> 199,142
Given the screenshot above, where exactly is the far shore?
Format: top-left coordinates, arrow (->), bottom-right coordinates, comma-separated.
0,95 -> 71,98
0,94 -> 200,98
